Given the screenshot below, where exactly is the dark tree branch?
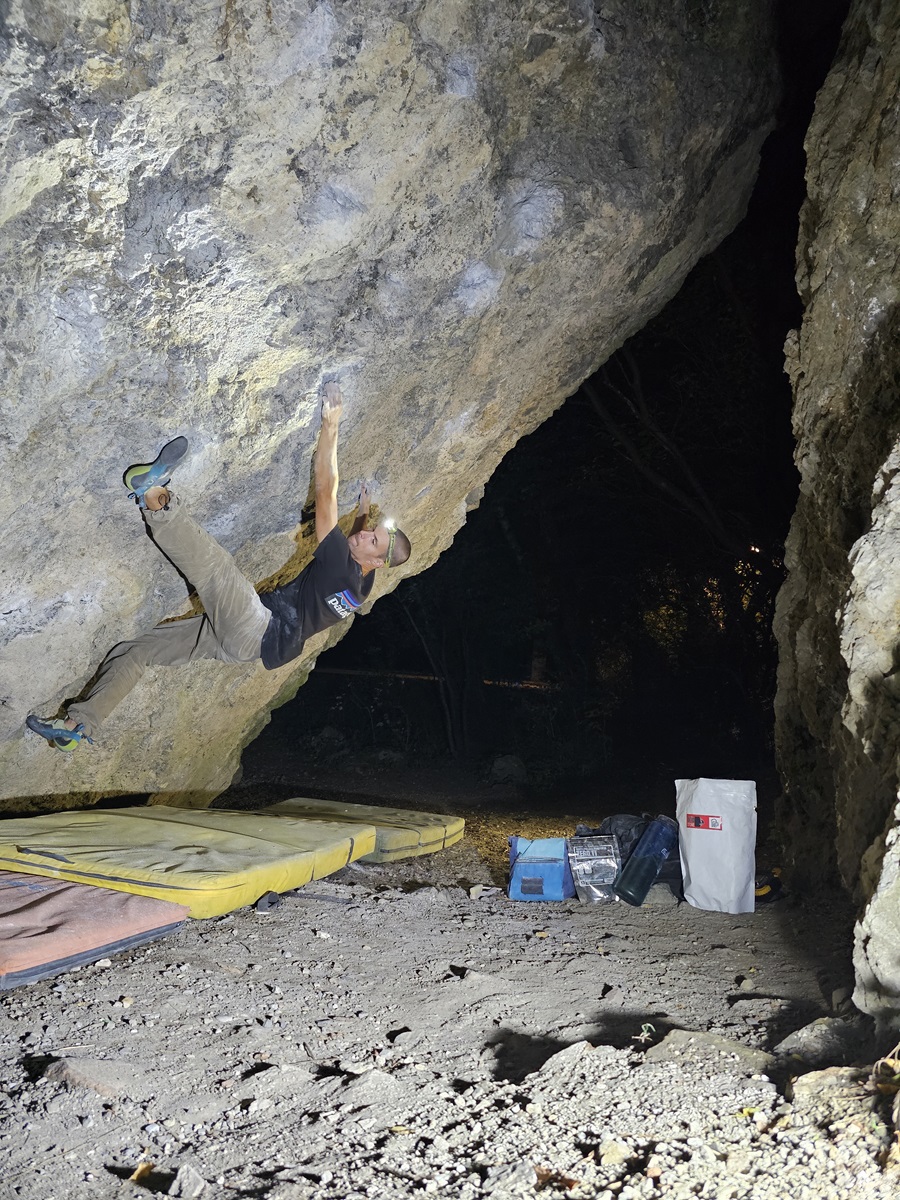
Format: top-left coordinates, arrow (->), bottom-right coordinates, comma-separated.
395,589 -> 458,757
582,365 -> 747,559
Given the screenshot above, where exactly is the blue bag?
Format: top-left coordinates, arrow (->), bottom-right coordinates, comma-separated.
508,836 -> 577,901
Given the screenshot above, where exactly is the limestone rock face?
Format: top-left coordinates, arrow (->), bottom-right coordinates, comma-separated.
1,1 -> 775,809
771,0 -> 900,1023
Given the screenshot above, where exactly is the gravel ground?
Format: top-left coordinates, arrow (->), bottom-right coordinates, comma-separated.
2,766 -> 898,1199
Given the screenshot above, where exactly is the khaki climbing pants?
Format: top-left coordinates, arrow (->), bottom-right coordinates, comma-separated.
68,494 -> 271,739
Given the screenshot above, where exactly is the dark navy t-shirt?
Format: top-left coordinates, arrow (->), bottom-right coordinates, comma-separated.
258,526 -> 373,670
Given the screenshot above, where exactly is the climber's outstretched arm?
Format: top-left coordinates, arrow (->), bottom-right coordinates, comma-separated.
315,383 -> 342,542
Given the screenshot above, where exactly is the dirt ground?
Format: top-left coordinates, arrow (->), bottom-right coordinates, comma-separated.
2,753 -> 897,1199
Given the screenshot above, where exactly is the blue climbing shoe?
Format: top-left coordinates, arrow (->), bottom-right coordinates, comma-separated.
26,714 -> 94,751
124,436 -> 189,508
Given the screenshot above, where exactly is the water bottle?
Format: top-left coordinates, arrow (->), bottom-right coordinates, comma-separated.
613,815 -> 679,907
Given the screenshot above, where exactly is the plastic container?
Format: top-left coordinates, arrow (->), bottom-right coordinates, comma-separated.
613,815 -> 679,907
566,835 -> 621,903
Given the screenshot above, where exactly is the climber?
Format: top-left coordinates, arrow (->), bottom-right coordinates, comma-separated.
25,381 -> 411,751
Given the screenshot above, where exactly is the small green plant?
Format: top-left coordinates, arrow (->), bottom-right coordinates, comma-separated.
632,1022 -> 656,1045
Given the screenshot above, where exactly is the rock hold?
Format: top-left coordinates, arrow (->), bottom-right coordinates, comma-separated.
43,1056 -> 150,1100
643,1029 -> 776,1076
774,1015 -> 875,1069
168,1163 -> 209,1198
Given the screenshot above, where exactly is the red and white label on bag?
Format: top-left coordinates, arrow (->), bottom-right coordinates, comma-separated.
685,813 -> 723,831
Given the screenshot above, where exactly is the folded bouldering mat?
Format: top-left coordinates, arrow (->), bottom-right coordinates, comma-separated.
263,798 -> 464,863
0,871 -> 188,989
0,807 -> 377,919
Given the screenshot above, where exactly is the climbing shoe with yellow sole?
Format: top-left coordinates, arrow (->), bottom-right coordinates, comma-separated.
26,714 -> 94,751
124,436 -> 189,508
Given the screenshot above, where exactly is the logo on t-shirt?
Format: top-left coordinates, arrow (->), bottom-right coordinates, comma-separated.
325,589 -> 362,620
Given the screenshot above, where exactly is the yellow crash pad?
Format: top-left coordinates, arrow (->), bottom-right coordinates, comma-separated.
0,806 -> 377,919
264,798 -> 464,863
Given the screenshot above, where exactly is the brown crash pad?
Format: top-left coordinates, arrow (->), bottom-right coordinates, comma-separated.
0,871 -> 188,989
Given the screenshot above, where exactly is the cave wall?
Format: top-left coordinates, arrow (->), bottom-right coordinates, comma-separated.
0,0 -> 777,810
772,0 -> 900,1025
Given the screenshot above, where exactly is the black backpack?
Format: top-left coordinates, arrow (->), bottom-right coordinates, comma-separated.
577,813 -> 682,886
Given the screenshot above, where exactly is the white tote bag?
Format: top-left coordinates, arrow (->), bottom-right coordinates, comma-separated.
675,778 -> 757,913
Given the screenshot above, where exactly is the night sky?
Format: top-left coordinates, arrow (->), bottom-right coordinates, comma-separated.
248,2 -> 850,816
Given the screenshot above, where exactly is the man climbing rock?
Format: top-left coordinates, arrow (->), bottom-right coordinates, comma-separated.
26,382 -> 411,751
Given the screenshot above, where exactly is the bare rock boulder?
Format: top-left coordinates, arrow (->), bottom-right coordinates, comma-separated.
771,0 -> 900,1024
0,1 -> 776,808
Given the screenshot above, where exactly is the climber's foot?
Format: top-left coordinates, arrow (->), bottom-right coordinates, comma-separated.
124,436 -> 188,509
25,714 -> 93,751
